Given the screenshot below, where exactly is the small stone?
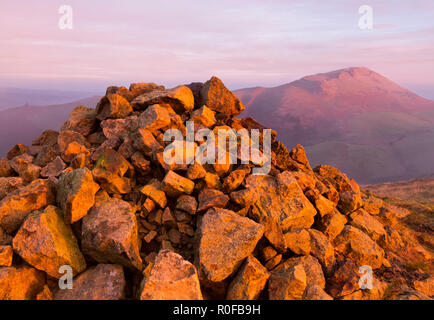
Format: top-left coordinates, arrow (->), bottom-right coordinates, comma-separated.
162,170 -> 195,197
57,167 -> 100,224
138,104 -> 172,131
6,144 -> 28,160
363,196 -> 383,215
197,188 -> 229,212
176,195 -> 197,215
131,128 -> 162,156
140,250 -> 202,300
10,154 -> 41,182
284,229 -> 311,255
222,169 -> 246,193
0,177 -> 24,200
131,152 -> 151,175
265,254 -> 282,270
338,191 -> 363,214
61,105 -> 96,136
61,141 -> 90,163
316,209 -> 347,240
177,223 -> 194,236
262,246 -> 277,262
57,130 -> 88,153
268,263 -> 306,300
0,159 -> 13,177
100,116 -> 138,140
32,130 -> 59,147
96,94 -> 133,120
36,285 -> 53,300
290,144 -> 311,168
186,162 -> 207,180
40,156 -> 66,178
144,230 -> 158,243
226,256 -> 270,300
302,284 -> 333,300
140,179 -> 167,208
190,106 -> 216,128
204,172 -> 221,189
0,245 -> 13,266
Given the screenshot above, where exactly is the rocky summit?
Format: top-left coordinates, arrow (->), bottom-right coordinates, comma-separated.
0,77 -> 432,300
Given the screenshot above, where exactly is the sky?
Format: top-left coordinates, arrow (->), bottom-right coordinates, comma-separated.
1,0 -> 433,98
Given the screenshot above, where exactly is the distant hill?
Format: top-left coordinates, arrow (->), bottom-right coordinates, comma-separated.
0,87 -> 98,110
364,176 -> 434,204
0,96 -> 101,157
235,67 -> 434,184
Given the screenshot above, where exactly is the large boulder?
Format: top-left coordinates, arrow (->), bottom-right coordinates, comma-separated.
57,168 -> 100,224
0,266 -> 45,300
307,229 -> 336,273
268,263 -> 306,300
276,255 -> 326,289
246,171 -> 317,249
12,206 -> 87,278
132,86 -> 194,113
54,264 -> 126,300
0,179 -> 55,233
140,250 -> 202,300
100,115 -> 139,140
96,94 -> 133,121
61,105 -> 97,136
349,209 -> 386,242
334,226 -> 385,269
196,208 -> 264,282
199,77 -> 244,117
81,198 -> 142,270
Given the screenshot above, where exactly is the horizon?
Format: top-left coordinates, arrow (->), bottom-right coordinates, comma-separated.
1,1 -> 433,99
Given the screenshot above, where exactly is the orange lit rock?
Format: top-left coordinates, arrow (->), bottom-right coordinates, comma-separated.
0,266 -> 45,300
57,167 -> 100,224
54,264 -> 126,300
196,208 -> 264,282
12,206 -> 86,278
0,179 -> 55,233
140,250 -> 202,300
81,198 -> 142,270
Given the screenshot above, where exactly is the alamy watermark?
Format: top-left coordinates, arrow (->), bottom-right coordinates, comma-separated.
163,121 -> 271,175
58,5 -> 73,30
358,5 -> 373,30
358,265 -> 374,290
58,265 -> 73,290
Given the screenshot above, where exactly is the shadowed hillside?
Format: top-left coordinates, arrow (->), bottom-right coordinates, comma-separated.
0,96 -> 101,157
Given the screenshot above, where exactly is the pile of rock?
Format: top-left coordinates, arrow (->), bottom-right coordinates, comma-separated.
0,77 -> 432,300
